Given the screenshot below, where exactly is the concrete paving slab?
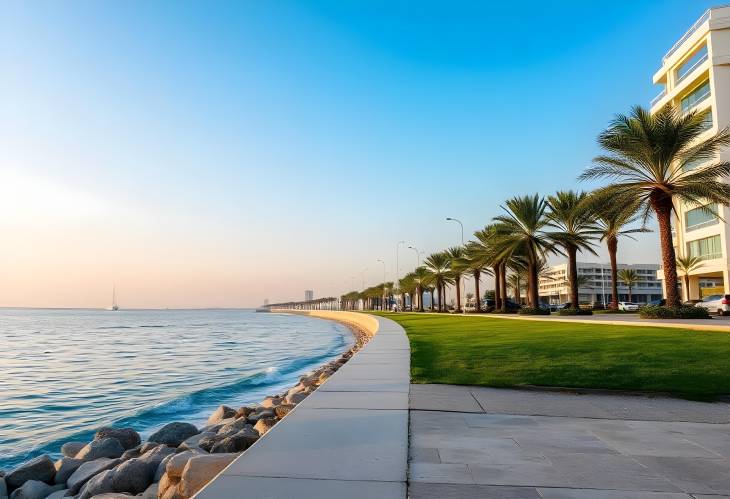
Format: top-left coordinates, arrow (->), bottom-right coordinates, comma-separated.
634,456 -> 730,495
409,462 -> 474,484
335,362 -> 411,379
537,489 -> 691,499
301,390 -> 408,410
197,475 -> 406,499
409,482 -> 542,498
410,384 -> 483,412
318,377 -> 410,392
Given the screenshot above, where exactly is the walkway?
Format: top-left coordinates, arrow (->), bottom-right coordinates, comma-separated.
196,312 -> 410,499
409,384 -> 730,498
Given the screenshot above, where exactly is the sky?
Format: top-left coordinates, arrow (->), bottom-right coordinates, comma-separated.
0,0 -> 719,308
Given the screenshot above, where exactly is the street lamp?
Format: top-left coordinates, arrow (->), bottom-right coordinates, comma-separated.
408,246 -> 420,267
446,217 -> 464,244
446,217 -> 466,312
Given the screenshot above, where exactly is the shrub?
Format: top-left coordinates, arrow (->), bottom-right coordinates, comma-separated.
639,305 -> 710,319
518,307 -> 551,315
558,307 -> 593,316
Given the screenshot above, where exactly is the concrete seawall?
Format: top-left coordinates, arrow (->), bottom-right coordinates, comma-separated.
195,311 -> 410,499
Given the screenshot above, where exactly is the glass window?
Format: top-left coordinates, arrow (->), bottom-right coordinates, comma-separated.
681,80 -> 711,113
677,45 -> 708,82
685,203 -> 718,230
699,110 -> 714,131
687,234 -> 722,260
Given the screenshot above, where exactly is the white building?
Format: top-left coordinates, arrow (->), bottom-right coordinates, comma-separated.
539,262 -> 663,305
304,290 -> 314,301
650,6 -> 730,300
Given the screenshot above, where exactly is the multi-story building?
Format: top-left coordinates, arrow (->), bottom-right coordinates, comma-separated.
539,262 -> 663,305
651,6 -> 730,300
304,290 -> 314,301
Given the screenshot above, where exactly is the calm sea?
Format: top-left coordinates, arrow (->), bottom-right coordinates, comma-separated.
0,308 -> 352,469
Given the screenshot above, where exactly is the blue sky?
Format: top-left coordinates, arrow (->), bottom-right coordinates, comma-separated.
0,0 -> 718,307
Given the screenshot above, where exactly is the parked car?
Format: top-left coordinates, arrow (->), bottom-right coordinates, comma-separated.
618,302 -> 639,311
482,298 -> 521,312
592,301 -> 606,310
695,294 -> 730,316
647,298 -> 666,307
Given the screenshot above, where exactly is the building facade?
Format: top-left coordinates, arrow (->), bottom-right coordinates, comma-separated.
651,6 -> 730,300
304,290 -> 314,301
538,262 -> 663,305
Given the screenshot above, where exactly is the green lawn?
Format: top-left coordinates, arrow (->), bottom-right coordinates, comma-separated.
368,312 -> 730,400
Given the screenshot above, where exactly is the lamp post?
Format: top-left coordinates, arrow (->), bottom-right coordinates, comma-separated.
408,246 -> 420,267
446,217 -> 466,312
396,240 -> 405,308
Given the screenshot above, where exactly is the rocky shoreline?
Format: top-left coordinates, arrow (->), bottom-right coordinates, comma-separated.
0,322 -> 370,499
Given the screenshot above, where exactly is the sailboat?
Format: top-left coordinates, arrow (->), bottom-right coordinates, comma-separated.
107,284 -> 119,311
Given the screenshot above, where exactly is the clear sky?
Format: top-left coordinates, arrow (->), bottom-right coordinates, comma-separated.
0,0 -> 719,308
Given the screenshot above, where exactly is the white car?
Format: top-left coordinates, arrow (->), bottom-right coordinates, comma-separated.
695,294 -> 730,316
618,302 -> 639,311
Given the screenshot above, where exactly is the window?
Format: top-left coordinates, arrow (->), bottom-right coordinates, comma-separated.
699,110 -> 714,131
682,157 -> 706,172
681,80 -> 711,113
676,45 -> 708,83
685,203 -> 718,231
687,234 -> 722,260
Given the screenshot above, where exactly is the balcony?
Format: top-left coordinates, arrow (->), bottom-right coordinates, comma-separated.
681,81 -> 711,113
651,88 -> 667,107
663,9 -> 711,63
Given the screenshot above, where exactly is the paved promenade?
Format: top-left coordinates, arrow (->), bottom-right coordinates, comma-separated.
409,384 -> 730,498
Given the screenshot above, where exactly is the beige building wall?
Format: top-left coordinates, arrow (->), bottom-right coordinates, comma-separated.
650,6 -> 730,301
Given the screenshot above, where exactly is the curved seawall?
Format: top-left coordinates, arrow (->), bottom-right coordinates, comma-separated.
195,311 -> 410,499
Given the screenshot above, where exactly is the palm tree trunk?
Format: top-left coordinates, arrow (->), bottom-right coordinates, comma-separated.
684,275 -> 690,301
652,197 -> 681,307
608,236 -> 619,310
493,265 -> 502,311
528,259 -> 540,308
474,270 -> 481,312
455,276 -> 462,313
514,274 -> 521,304
628,286 -> 632,302
568,245 -> 579,307
500,263 -> 508,313
417,286 -> 424,312
430,290 -> 435,311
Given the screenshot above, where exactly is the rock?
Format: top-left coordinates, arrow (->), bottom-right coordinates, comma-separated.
165,451 -> 204,481
44,489 -> 68,499
8,480 -> 62,499
119,447 -> 141,462
147,423 -> 198,448
110,458 -> 150,495
259,397 -> 281,408
6,456 -> 55,489
76,438 -> 125,462
196,435 -> 220,453
157,473 -> 172,497
94,428 -> 141,451
284,392 -> 308,405
178,455 -> 237,498
61,442 -> 86,459
206,406 -> 236,426
137,446 -> 175,479
246,409 -> 274,423
177,432 -> 214,453
160,483 -> 180,499
0,477 -> 7,498
88,494 -> 133,498
234,407 -> 253,420
286,384 -> 305,396
67,458 -> 120,495
209,427 -> 258,453
274,404 -> 295,419
138,443 -> 158,455
253,418 -> 277,436
153,454 -> 173,483
216,419 -> 249,437
140,482 -> 158,499
76,469 -> 115,499
54,457 -> 83,485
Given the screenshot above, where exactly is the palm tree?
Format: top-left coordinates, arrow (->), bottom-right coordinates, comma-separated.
546,190 -> 598,308
676,255 -> 704,302
492,194 -> 555,307
592,198 -> 648,310
618,269 -> 640,302
461,237 -> 493,313
580,104 -> 730,307
411,266 -> 431,312
446,246 -> 466,312
424,252 -> 453,312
